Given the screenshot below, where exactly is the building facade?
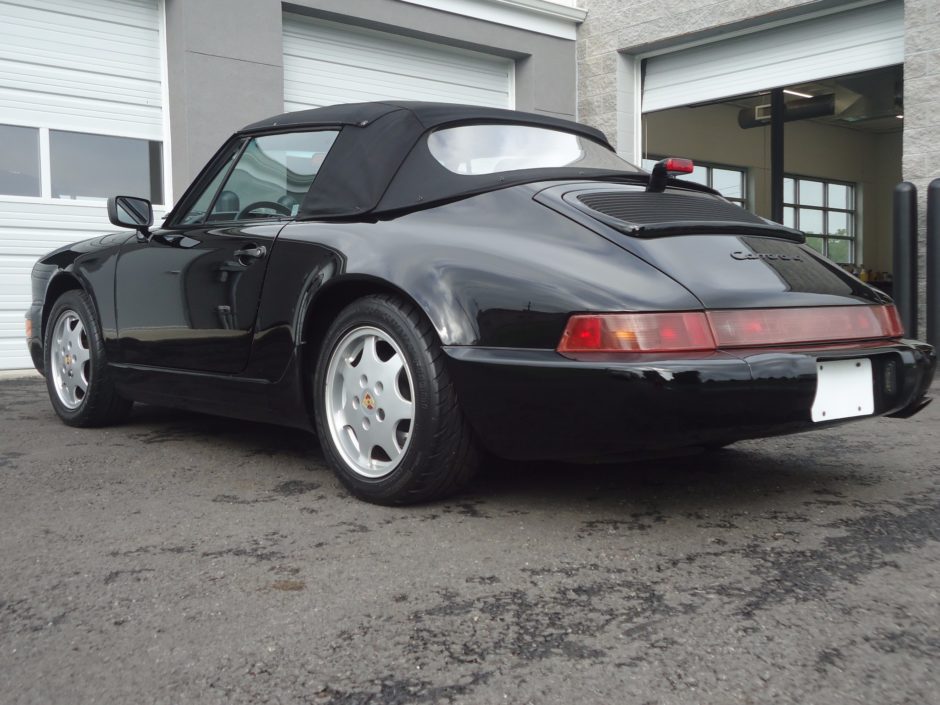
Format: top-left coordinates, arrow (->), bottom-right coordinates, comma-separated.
0,0 -> 936,370
0,0 -> 583,369
577,0 -> 938,335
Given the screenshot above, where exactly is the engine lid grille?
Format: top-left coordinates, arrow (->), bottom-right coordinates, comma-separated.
577,191 -> 766,226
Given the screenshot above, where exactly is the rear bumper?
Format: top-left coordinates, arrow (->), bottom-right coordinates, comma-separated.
443,340 -> 936,461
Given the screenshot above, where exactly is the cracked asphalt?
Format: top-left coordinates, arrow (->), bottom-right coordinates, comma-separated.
1,375 -> 939,705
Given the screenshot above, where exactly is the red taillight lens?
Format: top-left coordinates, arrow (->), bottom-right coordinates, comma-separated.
557,305 -> 904,354
557,312 -> 715,353
707,305 -> 903,347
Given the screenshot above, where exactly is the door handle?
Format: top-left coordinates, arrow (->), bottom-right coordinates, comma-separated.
234,245 -> 267,261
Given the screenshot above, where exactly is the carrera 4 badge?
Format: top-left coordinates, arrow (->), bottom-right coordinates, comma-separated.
731,251 -> 803,262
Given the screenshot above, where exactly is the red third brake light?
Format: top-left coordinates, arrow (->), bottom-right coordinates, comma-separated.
557,305 -> 905,354
663,157 -> 694,174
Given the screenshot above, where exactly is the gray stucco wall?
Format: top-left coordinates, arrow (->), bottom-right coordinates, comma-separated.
164,0 -> 577,197
577,0 -> 939,334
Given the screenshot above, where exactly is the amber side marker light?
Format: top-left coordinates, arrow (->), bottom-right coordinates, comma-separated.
24,318 -> 32,339
558,305 -> 904,354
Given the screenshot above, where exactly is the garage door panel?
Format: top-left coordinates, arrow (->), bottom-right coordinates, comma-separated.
0,0 -> 163,368
283,14 -> 512,110
0,338 -> 31,370
642,1 -> 903,113
0,0 -> 162,138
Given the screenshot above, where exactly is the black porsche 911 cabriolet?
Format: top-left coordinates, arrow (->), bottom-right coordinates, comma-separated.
27,101 -> 935,504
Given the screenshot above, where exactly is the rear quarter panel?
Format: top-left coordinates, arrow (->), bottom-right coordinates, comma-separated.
253,186 -> 704,378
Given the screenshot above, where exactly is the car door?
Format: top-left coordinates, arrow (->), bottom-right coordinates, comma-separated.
114,129 -> 339,374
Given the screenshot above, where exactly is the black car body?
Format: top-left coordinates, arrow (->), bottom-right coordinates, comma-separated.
27,102 -> 936,504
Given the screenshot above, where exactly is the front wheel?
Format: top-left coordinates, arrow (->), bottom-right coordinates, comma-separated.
313,295 -> 479,505
44,289 -> 132,427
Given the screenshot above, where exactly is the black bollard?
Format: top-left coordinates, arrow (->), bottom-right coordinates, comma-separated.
927,179 -> 940,349
893,182 -> 918,339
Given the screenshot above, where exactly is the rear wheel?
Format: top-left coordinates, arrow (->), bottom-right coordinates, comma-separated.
313,295 -> 479,505
44,290 -> 132,427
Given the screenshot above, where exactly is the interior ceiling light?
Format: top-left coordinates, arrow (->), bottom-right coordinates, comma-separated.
896,114 -> 904,119
784,88 -> 814,99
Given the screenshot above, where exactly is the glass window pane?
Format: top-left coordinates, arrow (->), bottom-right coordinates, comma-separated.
828,238 -> 852,264
208,130 -> 339,222
828,183 -> 849,210
677,165 -> 708,186
641,159 -> 658,171
179,144 -> 241,225
50,131 -> 163,204
805,236 -> 825,254
712,168 -> 743,199
0,124 -> 41,196
827,210 -> 850,237
783,206 -> 795,228
427,124 -> 639,174
799,179 -> 824,207
799,208 -> 823,234
783,177 -> 795,204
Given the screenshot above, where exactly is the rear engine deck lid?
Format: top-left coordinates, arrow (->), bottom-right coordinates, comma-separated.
535,182 -> 887,309
565,184 -> 804,242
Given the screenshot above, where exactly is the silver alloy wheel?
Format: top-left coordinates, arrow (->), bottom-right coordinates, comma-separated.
50,309 -> 91,410
324,325 -> 415,478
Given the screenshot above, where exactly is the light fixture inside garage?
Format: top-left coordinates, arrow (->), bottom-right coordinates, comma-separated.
783,88 -> 813,98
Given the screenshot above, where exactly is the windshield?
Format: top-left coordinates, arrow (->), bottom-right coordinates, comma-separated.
427,124 -> 639,176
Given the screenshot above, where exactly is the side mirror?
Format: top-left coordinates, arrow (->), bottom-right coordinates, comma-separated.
107,195 -> 153,233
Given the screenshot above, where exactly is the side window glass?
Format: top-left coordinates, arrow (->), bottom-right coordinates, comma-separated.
178,143 -> 242,225
207,130 -> 339,222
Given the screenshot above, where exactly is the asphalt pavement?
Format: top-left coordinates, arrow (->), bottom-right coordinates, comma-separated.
1,375 -> 939,705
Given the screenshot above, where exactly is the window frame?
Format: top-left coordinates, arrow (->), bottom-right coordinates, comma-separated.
0,123 -> 164,205
168,127 -> 340,228
783,174 -> 857,264
642,156 -> 748,209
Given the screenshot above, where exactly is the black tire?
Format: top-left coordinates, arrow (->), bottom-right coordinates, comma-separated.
43,289 -> 133,427
313,294 -> 480,505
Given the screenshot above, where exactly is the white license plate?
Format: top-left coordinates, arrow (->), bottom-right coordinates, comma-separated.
811,358 -> 874,422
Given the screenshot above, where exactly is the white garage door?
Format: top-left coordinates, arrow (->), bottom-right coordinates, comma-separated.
283,14 -> 513,111
642,0 -> 903,113
0,0 -> 166,370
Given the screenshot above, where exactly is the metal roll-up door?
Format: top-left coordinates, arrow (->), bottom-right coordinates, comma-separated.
642,1 -> 904,113
0,0 -> 165,370
283,14 -> 513,111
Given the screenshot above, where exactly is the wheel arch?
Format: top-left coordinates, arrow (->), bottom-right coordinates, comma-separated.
41,272 -> 87,341
298,274 -> 443,418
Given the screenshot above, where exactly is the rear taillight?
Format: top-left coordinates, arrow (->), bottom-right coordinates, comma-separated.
557,305 -> 904,354
557,312 -> 715,353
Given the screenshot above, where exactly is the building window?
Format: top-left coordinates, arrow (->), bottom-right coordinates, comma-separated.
0,126 -> 163,204
50,130 -> 164,205
0,124 -> 41,197
642,158 -> 748,208
783,176 -> 855,264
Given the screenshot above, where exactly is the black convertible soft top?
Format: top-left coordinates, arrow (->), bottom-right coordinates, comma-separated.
237,101 -> 637,219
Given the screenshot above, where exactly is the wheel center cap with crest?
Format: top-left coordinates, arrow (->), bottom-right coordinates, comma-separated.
363,392 -> 376,411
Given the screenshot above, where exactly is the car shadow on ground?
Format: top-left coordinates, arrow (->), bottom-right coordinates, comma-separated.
123,401 -> 872,517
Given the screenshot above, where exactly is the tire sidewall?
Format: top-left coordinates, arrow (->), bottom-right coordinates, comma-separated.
313,298 -> 440,501
44,290 -> 102,424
